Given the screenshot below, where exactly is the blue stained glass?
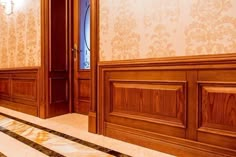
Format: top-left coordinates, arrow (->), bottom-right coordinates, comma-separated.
80,0 -> 90,69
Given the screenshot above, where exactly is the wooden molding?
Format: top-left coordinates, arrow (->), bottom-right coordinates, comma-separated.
98,56 -> 236,156
99,53 -> 236,67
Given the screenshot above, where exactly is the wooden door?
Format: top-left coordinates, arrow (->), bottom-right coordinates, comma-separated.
72,0 -> 91,115
47,0 -> 70,117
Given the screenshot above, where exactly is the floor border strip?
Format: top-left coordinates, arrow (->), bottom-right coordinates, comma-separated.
0,126 -> 65,157
0,112 -> 130,157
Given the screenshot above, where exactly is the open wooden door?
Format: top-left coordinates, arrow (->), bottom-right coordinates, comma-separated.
40,0 -> 98,121
40,0 -> 70,118
72,0 -> 91,115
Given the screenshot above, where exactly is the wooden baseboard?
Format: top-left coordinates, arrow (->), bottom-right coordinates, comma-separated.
105,123 -> 236,157
0,100 -> 38,116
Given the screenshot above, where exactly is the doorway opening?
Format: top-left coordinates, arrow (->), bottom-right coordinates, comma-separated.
40,0 -> 98,133
71,0 -> 98,133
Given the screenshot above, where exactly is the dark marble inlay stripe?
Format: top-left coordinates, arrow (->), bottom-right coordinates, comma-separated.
0,152 -> 7,157
0,126 -> 65,157
0,112 -> 131,157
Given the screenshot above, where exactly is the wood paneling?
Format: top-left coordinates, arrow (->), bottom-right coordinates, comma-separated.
110,81 -> 186,126
102,70 -> 187,139
50,78 -> 68,104
98,55 -> 236,156
74,100 -> 90,115
73,78 -> 91,115
50,0 -> 68,71
79,80 -> 90,99
200,86 -> 236,131
12,79 -> 37,101
198,81 -> 236,150
0,77 -> 10,99
0,68 -> 39,116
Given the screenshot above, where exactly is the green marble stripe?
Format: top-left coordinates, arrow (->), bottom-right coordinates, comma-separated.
0,112 -> 131,157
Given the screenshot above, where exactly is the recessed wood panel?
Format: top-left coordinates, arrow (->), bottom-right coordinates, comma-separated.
111,82 -> 185,124
200,86 -> 236,132
0,68 -> 39,116
198,83 -> 236,150
74,100 -> 90,114
0,78 -> 10,97
102,70 -> 187,139
12,79 -> 37,101
50,78 -> 68,103
79,79 -> 90,99
50,0 -> 68,71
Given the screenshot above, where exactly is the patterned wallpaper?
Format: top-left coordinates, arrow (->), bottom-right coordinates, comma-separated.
0,0 -> 41,69
99,0 -> 236,61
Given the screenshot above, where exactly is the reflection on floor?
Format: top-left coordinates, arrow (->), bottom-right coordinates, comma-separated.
0,107 -> 174,157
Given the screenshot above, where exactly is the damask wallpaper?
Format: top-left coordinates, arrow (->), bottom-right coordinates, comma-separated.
99,0 -> 236,61
0,0 -> 41,69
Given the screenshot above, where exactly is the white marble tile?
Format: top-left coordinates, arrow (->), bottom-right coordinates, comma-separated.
0,107 -> 175,157
0,115 -> 113,157
0,132 -> 47,157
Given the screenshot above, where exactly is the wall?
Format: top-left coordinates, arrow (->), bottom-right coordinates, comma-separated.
0,0 -> 41,69
99,0 -> 236,61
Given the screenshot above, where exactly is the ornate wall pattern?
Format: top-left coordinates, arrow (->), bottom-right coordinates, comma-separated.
111,0 -> 140,60
0,0 -> 41,69
186,0 -> 236,55
99,0 -> 236,61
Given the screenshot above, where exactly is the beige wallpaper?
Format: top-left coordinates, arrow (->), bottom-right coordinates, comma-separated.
0,0 -> 41,69
99,0 -> 236,61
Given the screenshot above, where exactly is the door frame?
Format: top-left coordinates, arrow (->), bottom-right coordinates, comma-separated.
40,0 -> 99,133
89,0 -> 99,133
70,0 -> 99,133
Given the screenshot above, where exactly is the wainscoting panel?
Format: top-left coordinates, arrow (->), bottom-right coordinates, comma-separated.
0,68 -> 39,116
197,71 -> 236,150
0,76 -> 11,100
98,54 -> 236,157
107,79 -> 187,138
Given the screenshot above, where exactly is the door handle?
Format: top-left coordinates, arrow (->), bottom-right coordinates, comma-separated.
72,44 -> 78,59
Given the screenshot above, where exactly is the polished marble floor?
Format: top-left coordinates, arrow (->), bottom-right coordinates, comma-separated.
0,107 -> 174,157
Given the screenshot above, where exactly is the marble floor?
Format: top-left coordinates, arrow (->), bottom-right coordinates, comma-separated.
0,107 -> 174,157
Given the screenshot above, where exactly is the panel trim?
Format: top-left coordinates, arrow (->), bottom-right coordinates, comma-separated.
198,81 -> 236,133
108,79 -> 187,128
98,53 -> 236,68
